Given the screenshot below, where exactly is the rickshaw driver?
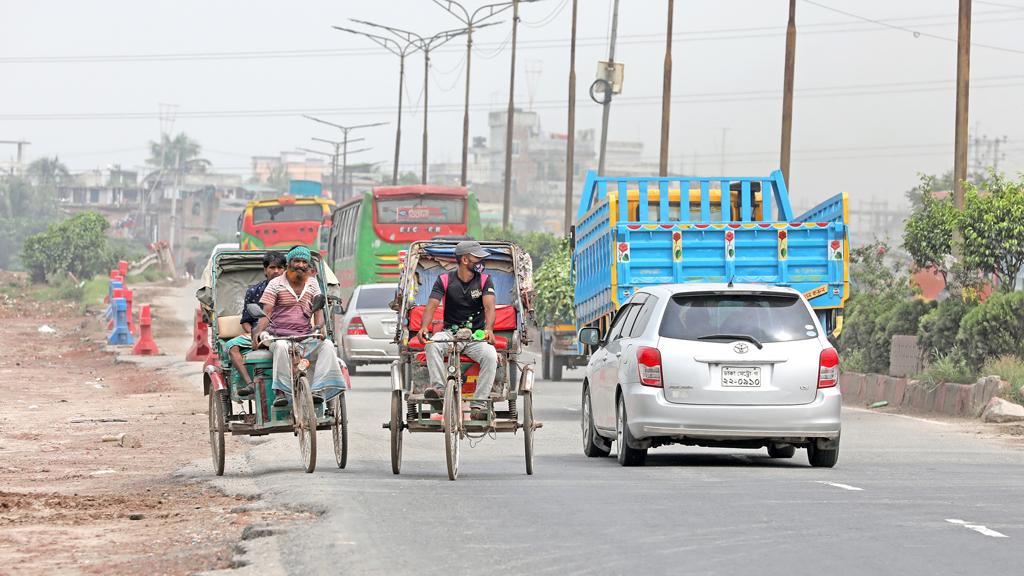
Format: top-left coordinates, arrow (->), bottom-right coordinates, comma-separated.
227,251 -> 286,397
252,246 -> 346,408
416,241 -> 498,421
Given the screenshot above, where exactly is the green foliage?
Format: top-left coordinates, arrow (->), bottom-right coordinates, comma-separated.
906,171 -> 956,208
903,182 -> 956,275
480,224 -> 564,271
21,212 -> 119,283
849,240 -> 907,297
839,293 -> 933,374
956,291 -> 1024,369
983,356 -> 1024,405
533,239 -> 573,326
916,349 -> 976,386
960,173 -> 1024,291
917,297 -> 975,358
396,171 -> 420,186
147,132 -> 210,174
25,157 -> 71,188
80,274 -> 111,308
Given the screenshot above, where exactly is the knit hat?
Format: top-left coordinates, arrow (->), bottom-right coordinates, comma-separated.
286,246 -> 312,263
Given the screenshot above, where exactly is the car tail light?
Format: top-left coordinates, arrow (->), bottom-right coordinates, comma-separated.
818,347 -> 839,388
637,346 -> 663,387
398,250 -> 408,264
347,317 -> 367,336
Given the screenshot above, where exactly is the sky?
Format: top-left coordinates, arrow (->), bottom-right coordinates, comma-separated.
1,0 -> 1022,214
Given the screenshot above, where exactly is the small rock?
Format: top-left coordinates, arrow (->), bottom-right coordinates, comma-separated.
101,434 -> 124,443
120,434 -> 142,448
240,525 -> 274,541
28,405 -> 39,410
128,513 -> 144,521
37,325 -> 57,334
981,397 -> 1024,424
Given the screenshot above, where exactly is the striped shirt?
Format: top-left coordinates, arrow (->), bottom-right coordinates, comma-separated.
260,275 -> 321,337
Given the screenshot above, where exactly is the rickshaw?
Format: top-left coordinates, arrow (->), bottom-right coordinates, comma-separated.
196,250 -> 350,475
386,240 -> 540,480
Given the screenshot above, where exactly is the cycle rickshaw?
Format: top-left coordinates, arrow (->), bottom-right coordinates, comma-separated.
197,250 -> 350,475
385,240 -> 540,480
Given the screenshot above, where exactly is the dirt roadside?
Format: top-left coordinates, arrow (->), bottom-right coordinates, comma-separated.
0,274 -> 310,575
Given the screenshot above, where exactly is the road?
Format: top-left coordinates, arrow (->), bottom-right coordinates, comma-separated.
193,357 -> 1023,576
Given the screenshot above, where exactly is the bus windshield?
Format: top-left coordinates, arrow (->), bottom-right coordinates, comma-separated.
252,204 -> 324,224
376,197 -> 464,224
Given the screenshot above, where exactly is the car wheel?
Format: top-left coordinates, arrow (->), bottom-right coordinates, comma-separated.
581,384 -> 610,458
346,361 -> 357,375
550,350 -> 563,382
808,438 -> 840,468
767,444 -> 796,459
615,396 -> 647,467
541,343 -> 551,380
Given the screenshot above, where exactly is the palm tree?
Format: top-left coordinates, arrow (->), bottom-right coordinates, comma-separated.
147,133 -> 211,174
26,157 -> 70,188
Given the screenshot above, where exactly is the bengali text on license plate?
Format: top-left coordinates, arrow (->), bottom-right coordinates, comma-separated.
721,366 -> 761,387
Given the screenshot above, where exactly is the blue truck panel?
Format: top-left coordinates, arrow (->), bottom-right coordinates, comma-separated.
573,170 -> 849,334
289,179 -> 324,198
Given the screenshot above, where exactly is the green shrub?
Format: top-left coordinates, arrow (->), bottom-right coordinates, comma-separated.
917,297 -> 974,358
21,212 -> 119,283
956,291 -> 1024,369
983,356 -> 1024,405
839,294 -> 934,374
916,349 -> 976,386
532,239 -> 573,326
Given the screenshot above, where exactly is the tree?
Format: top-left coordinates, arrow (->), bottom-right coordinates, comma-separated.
480,224 -> 564,271
960,173 -> 1024,291
146,133 -> 211,174
25,157 -> 70,188
903,181 -> 957,282
848,240 -> 907,297
21,212 -> 117,282
533,239 -> 574,326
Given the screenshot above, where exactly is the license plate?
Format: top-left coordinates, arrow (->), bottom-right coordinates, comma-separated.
721,366 -> 761,387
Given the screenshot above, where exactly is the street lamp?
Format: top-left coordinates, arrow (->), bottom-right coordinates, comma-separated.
350,18 -> 470,185
433,1 -> 521,187
333,25 -> 422,186
303,115 -> 386,202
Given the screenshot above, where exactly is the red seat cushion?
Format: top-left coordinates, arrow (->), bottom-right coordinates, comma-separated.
410,334 -> 508,352
408,305 -> 517,332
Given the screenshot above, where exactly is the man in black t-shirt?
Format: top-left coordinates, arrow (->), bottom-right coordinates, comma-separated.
416,241 -> 497,420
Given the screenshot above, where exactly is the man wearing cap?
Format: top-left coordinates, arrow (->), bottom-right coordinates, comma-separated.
253,246 -> 346,408
416,241 -> 497,420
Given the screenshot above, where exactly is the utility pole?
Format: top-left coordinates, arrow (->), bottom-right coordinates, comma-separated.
333,26 -> 421,186
659,0 -> 674,177
596,0 -> 621,176
0,141 -> 30,175
780,0 -> 796,187
434,1 -> 515,188
311,137 -> 347,199
350,19 -> 468,186
303,115 -> 386,202
502,0 -> 522,231
953,0 -> 972,211
563,0 -> 579,235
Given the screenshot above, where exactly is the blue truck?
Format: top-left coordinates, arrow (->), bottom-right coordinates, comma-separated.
572,170 -> 849,338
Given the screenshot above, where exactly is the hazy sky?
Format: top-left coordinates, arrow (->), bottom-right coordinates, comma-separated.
1,0 -> 1022,213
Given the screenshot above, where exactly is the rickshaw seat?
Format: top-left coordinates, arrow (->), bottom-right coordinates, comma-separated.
408,334 -> 509,351
243,349 -> 273,362
407,304 -> 518,332
217,315 -> 244,340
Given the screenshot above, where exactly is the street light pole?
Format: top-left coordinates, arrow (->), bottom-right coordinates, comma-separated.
779,0 -> 796,188
311,137 -> 346,200
434,1 -> 519,188
502,0 -> 521,231
597,0 -> 621,176
564,0 -> 578,235
303,116 -> 386,202
350,19 -> 469,186
659,0 -> 674,177
954,0 -> 972,211
333,26 -> 421,186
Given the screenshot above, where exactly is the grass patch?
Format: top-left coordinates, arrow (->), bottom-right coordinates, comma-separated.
915,350 -> 976,386
983,356 -> 1024,405
80,275 -> 110,310
127,267 -> 166,284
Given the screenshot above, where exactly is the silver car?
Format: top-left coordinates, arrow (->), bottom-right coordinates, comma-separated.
337,284 -> 400,374
578,283 -> 841,468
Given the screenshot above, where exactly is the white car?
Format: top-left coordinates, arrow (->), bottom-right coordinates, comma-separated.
578,283 -> 842,468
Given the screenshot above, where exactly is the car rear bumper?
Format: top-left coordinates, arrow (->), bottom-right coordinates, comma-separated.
624,386 -> 842,441
341,334 -> 399,364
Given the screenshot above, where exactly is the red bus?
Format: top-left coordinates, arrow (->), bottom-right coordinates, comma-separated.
238,196 -> 336,254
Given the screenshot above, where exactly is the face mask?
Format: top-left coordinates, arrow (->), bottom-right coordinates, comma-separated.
473,263 -> 485,274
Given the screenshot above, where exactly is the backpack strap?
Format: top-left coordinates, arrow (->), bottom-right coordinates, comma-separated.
440,270 -> 487,298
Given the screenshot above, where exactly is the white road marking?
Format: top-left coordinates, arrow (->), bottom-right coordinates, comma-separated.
845,406 -> 950,426
945,519 -> 1009,538
815,481 -> 864,491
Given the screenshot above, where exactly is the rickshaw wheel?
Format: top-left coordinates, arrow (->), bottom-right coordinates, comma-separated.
443,379 -> 461,481
331,392 -> 348,469
295,376 -> 317,473
523,391 -> 535,476
390,390 -> 403,475
208,389 -> 226,476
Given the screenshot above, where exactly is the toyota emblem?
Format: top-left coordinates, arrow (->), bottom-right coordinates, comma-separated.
733,342 -> 749,354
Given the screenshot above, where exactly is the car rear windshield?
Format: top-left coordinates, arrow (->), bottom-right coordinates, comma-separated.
355,286 -> 394,310
659,293 -> 817,343
252,204 -> 324,224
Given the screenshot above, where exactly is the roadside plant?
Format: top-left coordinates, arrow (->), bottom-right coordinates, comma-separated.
903,180 -> 957,283
532,239 -> 574,327
956,291 -> 1024,369
21,212 -> 118,283
959,173 -> 1024,291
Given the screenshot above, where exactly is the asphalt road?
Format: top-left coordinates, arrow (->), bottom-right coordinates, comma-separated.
200,364 -> 1023,576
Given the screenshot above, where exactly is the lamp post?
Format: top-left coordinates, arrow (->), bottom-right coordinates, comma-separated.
303,115 -> 386,201
350,19 -> 469,185
564,0 -> 578,235
333,25 -> 421,185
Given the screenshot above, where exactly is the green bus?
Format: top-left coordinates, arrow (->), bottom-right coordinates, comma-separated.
327,185 -> 481,302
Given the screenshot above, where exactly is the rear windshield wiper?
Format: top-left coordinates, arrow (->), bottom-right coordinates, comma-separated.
696,334 -> 764,349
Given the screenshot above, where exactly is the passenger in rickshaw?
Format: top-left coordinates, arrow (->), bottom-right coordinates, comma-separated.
252,246 -> 346,408
415,241 -> 497,421
226,250 -> 286,397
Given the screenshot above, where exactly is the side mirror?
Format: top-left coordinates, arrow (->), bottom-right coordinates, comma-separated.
327,295 -> 346,315
311,294 -> 326,314
246,303 -> 266,319
578,327 -> 601,347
